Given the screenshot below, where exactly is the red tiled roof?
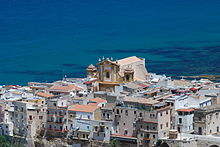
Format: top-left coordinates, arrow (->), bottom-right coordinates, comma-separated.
111,134 -> 137,139
49,84 -> 81,92
176,108 -> 194,112
83,79 -> 97,84
90,97 -> 107,103
88,103 -> 99,106
190,87 -> 197,91
68,104 -> 99,113
36,92 -> 54,98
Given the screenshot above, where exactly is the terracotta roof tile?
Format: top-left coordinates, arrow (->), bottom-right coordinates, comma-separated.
36,92 -> 54,98
117,56 -> 142,65
68,104 -> 99,113
176,108 -> 194,112
49,84 -> 81,92
90,97 -> 107,103
124,97 -> 159,105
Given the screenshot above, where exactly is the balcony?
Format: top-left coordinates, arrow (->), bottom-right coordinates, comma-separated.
28,120 -> 33,124
135,116 -> 143,121
140,129 -> 157,133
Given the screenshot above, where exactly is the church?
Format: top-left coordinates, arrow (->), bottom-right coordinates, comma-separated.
86,56 -> 148,92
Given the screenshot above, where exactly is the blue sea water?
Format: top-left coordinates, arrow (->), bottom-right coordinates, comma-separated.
0,0 -> 220,85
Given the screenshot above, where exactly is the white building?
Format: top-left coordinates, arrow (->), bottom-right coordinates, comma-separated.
176,108 -> 194,133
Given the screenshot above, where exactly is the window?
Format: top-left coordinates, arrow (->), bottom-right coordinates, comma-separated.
139,113 -> 143,117
217,127 -> 219,132
146,126 -> 149,130
166,122 -> 169,127
126,75 -> 129,81
179,118 -> 182,124
88,115 -> 90,119
134,111 -> 136,114
106,72 -> 110,78
160,112 -> 162,116
124,130 -> 128,135
29,115 -> 32,120
199,117 -> 202,121
125,110 -> 128,116
166,110 -> 168,114
94,126 -> 98,131
153,135 -> 155,139
39,116 -> 43,120
198,127 -> 202,135
117,109 -> 120,114
160,124 -> 163,129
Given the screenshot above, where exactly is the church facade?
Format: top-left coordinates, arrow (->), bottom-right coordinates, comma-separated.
86,56 -> 148,92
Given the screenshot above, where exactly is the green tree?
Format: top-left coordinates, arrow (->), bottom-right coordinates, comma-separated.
109,139 -> 121,147
156,139 -> 162,147
0,135 -> 25,147
0,135 -> 10,147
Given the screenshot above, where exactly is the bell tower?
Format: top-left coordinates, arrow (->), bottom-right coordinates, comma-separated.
124,66 -> 134,82
86,64 -> 97,78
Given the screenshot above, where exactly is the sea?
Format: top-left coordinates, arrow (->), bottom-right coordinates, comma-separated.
0,0 -> 220,85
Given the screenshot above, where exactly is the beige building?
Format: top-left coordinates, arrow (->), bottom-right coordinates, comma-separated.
106,97 -> 171,147
86,56 -> 148,92
13,100 -> 46,139
45,96 -> 71,137
194,105 -> 220,135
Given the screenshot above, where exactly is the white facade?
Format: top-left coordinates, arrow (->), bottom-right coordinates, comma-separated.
75,111 -> 94,120
176,110 -> 194,133
71,119 -> 112,143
